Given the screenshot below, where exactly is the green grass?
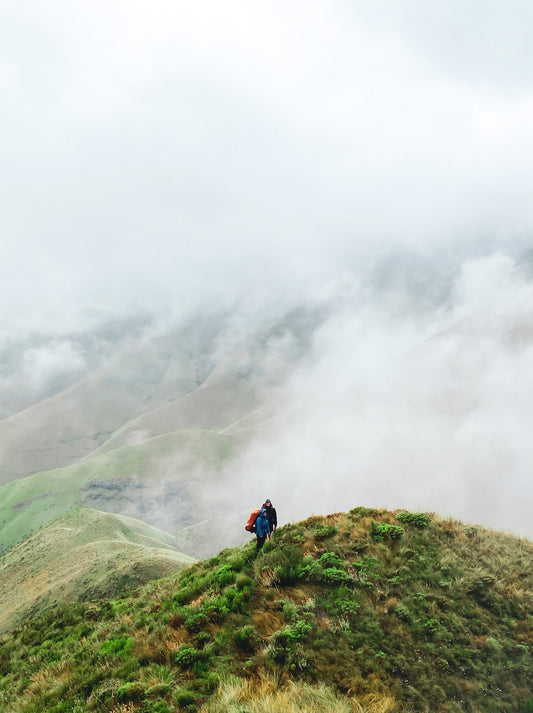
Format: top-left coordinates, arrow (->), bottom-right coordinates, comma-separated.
0,507 -> 531,712
0,508 -> 195,633
0,429 -> 234,554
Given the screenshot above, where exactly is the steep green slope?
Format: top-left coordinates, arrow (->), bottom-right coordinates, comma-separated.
0,429 -> 237,555
0,508 -> 195,634
1,508 -> 531,712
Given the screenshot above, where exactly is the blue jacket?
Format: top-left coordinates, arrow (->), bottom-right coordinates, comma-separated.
255,508 -> 270,537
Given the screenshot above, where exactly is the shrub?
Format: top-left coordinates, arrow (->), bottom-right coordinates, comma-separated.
203,596 -> 230,623
370,521 -> 404,541
233,625 -> 258,653
396,511 -> 431,528
235,574 -> 253,590
175,645 -> 203,669
146,683 -> 172,697
184,611 -> 209,632
393,605 -> 411,621
175,688 -> 198,707
261,545 -> 316,586
173,587 -> 196,606
116,681 -> 145,701
98,636 -> 133,658
282,600 -> 299,621
284,619 -> 313,641
319,552 -> 344,568
464,525 -> 478,535
350,507 -> 377,517
224,587 -> 245,613
321,568 -> 353,585
144,702 -> 174,713
312,524 -> 337,540
196,631 -> 211,647
268,620 -> 313,668
215,565 -> 236,587
424,618 -> 440,636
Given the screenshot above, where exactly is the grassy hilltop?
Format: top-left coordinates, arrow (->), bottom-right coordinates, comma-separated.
1,507 -> 532,713
0,509 -> 194,634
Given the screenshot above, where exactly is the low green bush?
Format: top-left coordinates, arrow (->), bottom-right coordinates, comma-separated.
116,681 -> 145,701
215,564 -> 236,587
175,645 -> 203,669
268,619 -> 313,668
393,605 -> 410,621
98,636 -> 133,658
233,625 -> 258,653
396,511 -> 431,528
312,524 -> 338,540
321,568 -> 353,585
143,701 -> 174,713
370,521 -> 404,541
146,682 -> 172,697
175,688 -> 198,707
319,552 -> 344,568
235,574 -> 253,590
184,611 -> 209,632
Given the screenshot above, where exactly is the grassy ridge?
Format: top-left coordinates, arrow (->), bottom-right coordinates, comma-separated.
0,509 -> 195,634
1,507 -> 531,712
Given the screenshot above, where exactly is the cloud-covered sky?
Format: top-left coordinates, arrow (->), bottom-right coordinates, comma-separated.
228,253 -> 533,538
2,0 -> 533,335
2,2 -> 533,536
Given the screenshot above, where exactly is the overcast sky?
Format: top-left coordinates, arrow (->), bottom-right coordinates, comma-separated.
2,0 -> 533,335
2,2 -> 533,536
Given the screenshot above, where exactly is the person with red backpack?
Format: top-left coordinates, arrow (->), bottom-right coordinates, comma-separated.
254,507 -> 270,551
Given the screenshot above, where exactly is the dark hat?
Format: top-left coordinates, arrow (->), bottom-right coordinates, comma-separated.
265,499 -> 271,504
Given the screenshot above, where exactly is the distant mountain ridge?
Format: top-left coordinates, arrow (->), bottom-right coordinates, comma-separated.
2,298 -> 533,562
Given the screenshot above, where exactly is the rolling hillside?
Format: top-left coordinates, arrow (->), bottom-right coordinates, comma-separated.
0,428 -> 245,556
0,311 -> 315,559
1,507 -> 531,712
0,508 -> 195,634
0,322 -> 225,485
0,308 -> 316,487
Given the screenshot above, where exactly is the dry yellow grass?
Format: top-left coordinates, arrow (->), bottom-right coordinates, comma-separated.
252,610 -> 285,637
201,676 -> 400,713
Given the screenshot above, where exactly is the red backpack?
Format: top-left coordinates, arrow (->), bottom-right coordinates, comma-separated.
245,508 -> 261,533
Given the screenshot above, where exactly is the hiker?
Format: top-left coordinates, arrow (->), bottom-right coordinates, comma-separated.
255,507 -> 270,551
263,499 -> 277,540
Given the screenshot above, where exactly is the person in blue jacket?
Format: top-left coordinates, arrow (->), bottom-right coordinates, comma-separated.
255,507 -> 270,551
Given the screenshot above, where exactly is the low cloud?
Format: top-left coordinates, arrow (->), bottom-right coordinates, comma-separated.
1,4 -> 533,541
20,342 -> 85,390
223,254 -> 533,538
2,2 -> 533,338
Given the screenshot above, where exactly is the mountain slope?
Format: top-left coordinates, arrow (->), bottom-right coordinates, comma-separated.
0,326 -> 220,485
0,508 -> 195,634
0,307 -> 314,486
0,428 -> 242,555
1,507 -> 531,712
86,365 -> 259,457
